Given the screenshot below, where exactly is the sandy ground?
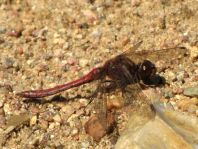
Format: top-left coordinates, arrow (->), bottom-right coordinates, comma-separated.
0,0 -> 198,148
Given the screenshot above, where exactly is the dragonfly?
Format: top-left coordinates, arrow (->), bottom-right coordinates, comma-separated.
16,41 -> 189,141
16,41 -> 188,98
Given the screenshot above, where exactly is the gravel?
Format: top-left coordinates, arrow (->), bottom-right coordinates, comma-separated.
0,0 -> 198,148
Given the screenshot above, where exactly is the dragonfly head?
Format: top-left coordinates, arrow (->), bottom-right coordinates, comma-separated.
138,60 -> 157,82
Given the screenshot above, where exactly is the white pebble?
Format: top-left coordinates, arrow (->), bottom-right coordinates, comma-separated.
53,114 -> 62,123
30,115 -> 37,126
79,59 -> 89,67
71,128 -> 78,136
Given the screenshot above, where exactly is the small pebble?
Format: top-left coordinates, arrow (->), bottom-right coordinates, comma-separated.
7,28 -> 22,37
193,75 -> 198,81
43,53 -> 53,61
38,63 -> 49,72
37,27 -> 48,39
71,128 -> 79,136
50,134 -> 55,139
189,46 -> 198,60
120,36 -> 130,47
64,127 -> 71,137
70,65 -> 81,72
79,23 -> 89,29
76,34 -> 83,39
40,111 -> 54,122
84,115 -> 107,142
67,57 -> 77,66
17,47 -> 24,55
131,0 -> 141,7
30,115 -> 37,126
0,26 -> 6,34
54,49 -> 64,58
175,95 -> 187,100
53,38 -> 65,44
63,42 -> 69,50
61,105 -> 75,114
183,86 -> 198,97
164,91 -> 173,99
79,59 -> 89,67
172,88 -> 183,94
48,122 -> 55,129
107,95 -> 123,110
176,71 -> 185,82
39,119 -> 48,130
3,103 -> 11,114
81,141 -> 90,148
170,101 -> 176,108
53,114 -> 62,123
165,71 -> 176,82
2,57 -> 15,69
83,10 -> 98,23
79,98 -> 89,107
61,105 -> 75,122
30,106 -> 40,114
90,29 -> 102,39
72,102 -> 82,110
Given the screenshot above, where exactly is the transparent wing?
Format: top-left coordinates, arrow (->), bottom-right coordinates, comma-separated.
94,80 -> 108,129
121,75 -> 150,106
122,43 -> 189,64
94,79 -> 120,131
117,84 -> 157,130
93,75 -> 160,140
